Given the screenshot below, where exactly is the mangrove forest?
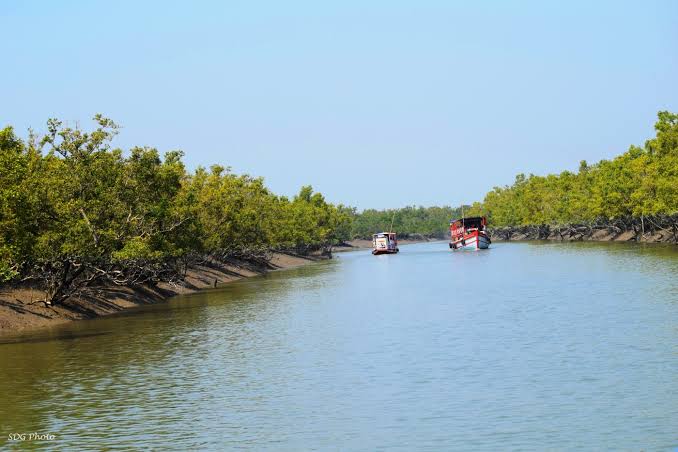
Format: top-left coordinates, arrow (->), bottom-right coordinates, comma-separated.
1,111 -> 676,305
0,116 -> 352,305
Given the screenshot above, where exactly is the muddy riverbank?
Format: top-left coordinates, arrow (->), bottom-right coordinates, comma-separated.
0,252 -> 323,334
489,215 -> 677,244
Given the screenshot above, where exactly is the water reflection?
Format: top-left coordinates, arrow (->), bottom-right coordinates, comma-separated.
0,243 -> 676,450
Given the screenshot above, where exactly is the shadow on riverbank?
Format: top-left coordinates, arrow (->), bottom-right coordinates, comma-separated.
489,216 -> 677,244
0,252 -> 325,334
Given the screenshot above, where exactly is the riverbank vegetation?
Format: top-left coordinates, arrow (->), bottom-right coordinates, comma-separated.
466,111 -> 677,227
349,205 -> 466,239
2,111 -> 676,306
0,116 -> 352,305
351,111 -> 677,241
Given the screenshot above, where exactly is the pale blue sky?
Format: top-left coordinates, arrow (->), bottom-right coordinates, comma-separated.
2,1 -> 677,209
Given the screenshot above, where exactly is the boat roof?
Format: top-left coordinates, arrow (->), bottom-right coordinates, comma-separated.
450,216 -> 484,224
373,232 -> 396,236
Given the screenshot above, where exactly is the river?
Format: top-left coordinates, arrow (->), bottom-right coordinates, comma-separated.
1,242 -> 677,450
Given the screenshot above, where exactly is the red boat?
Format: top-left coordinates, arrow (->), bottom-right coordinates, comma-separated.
449,216 -> 491,250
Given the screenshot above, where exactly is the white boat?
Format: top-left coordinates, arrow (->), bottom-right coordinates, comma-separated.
372,232 -> 399,255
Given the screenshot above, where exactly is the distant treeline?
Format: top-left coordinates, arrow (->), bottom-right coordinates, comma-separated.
349,206 -> 465,239
0,116 -> 352,304
351,111 -> 677,236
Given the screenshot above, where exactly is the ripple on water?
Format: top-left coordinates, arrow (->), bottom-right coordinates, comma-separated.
0,242 -> 676,450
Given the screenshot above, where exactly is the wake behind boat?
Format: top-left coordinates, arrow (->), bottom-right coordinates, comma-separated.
449,216 -> 491,250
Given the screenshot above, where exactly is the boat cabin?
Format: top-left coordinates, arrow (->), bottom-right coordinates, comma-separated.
372,232 -> 399,255
449,216 -> 491,250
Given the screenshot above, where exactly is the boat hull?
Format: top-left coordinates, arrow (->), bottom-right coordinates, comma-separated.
449,232 -> 491,250
372,248 -> 399,255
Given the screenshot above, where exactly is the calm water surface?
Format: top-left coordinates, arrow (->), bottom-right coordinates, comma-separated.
1,242 -> 677,450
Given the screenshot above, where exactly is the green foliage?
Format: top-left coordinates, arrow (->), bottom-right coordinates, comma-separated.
0,126 -> 44,280
352,111 -> 678,233
0,116 -> 351,286
470,111 -> 678,226
2,110 -> 675,290
351,205 -> 466,238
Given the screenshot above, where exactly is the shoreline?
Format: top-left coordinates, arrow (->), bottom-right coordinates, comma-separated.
489,223 -> 677,244
3,229 -> 672,335
0,252 -> 324,335
337,233 -> 677,248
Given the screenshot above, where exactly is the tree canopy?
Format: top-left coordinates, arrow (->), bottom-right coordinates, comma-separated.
465,111 -> 678,226
350,205 -> 466,239
351,111 -> 678,234
0,116 -> 352,303
1,111 -> 676,303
